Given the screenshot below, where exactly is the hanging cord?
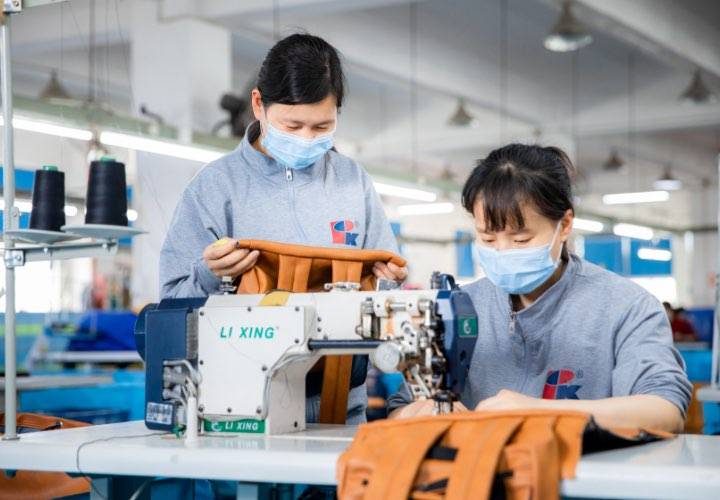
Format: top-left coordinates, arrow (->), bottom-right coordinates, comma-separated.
409,2 -> 418,175
499,0 -> 508,144
273,0 -> 280,41
75,431 -> 167,500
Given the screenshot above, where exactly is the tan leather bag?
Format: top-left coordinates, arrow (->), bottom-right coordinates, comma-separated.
0,413 -> 91,500
336,409 -> 672,500
235,240 -> 407,424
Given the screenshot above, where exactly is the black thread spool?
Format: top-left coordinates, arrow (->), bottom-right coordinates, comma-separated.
85,156 -> 128,226
29,165 -> 66,232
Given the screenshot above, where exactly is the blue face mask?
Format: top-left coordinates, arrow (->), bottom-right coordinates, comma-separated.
261,121 -> 335,170
474,224 -> 563,295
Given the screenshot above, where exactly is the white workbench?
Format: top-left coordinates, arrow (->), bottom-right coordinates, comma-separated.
0,421 -> 718,499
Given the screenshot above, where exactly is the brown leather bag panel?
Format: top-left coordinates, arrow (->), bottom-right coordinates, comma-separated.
0,413 -> 91,500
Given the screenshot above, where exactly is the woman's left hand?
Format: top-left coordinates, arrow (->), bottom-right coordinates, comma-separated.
373,261 -> 408,283
475,389 -> 547,412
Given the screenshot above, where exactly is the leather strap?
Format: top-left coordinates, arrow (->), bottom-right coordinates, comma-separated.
367,420 -> 453,500
446,417 -> 523,500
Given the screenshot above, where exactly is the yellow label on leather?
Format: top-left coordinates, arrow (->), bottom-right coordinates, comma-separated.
259,291 -> 291,306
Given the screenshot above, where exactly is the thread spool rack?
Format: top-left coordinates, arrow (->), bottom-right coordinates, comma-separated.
0,0 -> 143,441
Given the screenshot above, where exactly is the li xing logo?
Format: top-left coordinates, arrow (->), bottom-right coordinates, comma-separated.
219,326 -> 278,339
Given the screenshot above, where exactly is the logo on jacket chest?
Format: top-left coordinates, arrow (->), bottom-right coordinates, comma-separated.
330,220 -> 359,246
542,369 -> 582,400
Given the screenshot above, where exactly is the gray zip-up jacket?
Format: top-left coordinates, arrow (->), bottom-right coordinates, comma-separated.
160,121 -> 400,424
388,255 -> 692,417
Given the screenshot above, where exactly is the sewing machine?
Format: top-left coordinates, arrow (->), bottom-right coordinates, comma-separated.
134,274 -> 477,437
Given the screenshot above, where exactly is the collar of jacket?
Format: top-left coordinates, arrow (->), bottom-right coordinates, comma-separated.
492,254 -> 581,340
233,120 -> 328,187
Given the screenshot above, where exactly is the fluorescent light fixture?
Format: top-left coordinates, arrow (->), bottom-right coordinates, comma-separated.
602,191 -> 669,205
100,131 -> 224,163
0,200 -> 80,217
374,182 -> 438,202
637,248 -> 672,262
64,205 -> 79,217
398,202 -> 455,216
613,223 -> 654,241
0,198 -> 33,213
0,116 -> 93,141
127,209 -> 138,222
653,167 -> 682,191
573,217 -> 604,233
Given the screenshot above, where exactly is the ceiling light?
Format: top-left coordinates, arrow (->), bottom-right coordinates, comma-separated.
99,131 -> 225,163
447,98 -> 479,128
373,182 -> 438,202
573,217 -> 604,233
0,198 -> 33,213
64,205 -> 79,217
637,248 -> 672,262
544,1 -> 593,53
613,223 -> 654,240
653,166 -> 682,191
602,191 -> 669,205
0,116 -> 93,141
603,149 -> 624,172
679,69 -> 717,105
39,70 -> 73,100
398,202 -> 455,216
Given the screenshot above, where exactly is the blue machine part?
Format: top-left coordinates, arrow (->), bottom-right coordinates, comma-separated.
435,287 -> 478,396
135,298 -> 207,431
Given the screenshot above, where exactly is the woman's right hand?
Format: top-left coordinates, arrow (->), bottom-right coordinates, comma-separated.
203,238 -> 260,279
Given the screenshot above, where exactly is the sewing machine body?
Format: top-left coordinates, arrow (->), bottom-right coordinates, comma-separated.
135,278 -> 477,436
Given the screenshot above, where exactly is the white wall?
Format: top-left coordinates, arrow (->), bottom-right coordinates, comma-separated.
689,232 -> 718,308
130,151 -> 203,305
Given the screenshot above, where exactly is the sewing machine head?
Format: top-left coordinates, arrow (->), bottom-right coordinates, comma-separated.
135,273 -> 478,435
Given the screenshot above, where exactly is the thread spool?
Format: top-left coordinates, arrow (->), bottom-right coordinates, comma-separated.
85,156 -> 128,226
29,165 -> 66,232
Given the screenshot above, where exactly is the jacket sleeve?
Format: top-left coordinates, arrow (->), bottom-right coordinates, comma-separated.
611,293 -> 692,417
386,381 -> 414,415
159,184 -> 227,299
360,169 -> 400,254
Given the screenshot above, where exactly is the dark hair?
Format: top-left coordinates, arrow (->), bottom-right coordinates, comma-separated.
461,144 -> 575,231
257,34 -> 345,108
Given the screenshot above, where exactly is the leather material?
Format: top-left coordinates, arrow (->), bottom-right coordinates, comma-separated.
235,240 -> 406,424
336,409 -> 672,500
0,413 -> 91,500
236,240 -> 406,294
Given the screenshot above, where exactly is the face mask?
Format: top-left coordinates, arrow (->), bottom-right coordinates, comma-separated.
260,120 -> 335,170
474,223 -> 563,295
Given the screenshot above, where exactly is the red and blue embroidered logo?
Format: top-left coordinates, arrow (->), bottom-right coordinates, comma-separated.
542,369 -> 581,400
330,220 -> 359,246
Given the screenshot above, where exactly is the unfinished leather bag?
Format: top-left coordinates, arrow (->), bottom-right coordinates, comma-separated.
0,413 -> 91,500
235,240 -> 407,424
336,409 -> 673,500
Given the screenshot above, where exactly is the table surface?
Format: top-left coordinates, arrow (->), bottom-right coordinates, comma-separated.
0,374 -> 113,391
697,386 -> 720,402
0,421 -> 719,499
35,351 -> 142,364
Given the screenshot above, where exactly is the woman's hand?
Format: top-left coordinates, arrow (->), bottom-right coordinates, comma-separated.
203,238 -> 260,279
389,399 -> 469,419
373,261 -> 408,283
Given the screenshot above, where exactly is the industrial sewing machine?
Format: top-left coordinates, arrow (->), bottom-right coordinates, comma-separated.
134,273 -> 477,438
